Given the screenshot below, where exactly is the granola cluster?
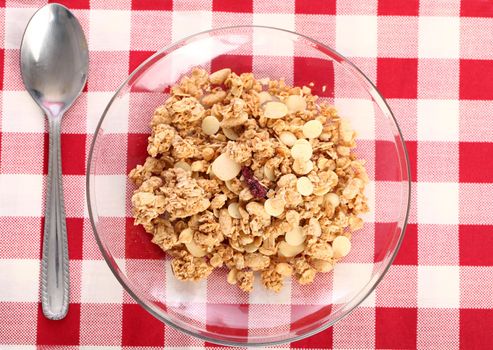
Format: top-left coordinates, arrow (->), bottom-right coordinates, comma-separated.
129,68 -> 369,292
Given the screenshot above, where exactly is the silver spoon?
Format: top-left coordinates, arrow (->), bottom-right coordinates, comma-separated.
20,3 -> 88,320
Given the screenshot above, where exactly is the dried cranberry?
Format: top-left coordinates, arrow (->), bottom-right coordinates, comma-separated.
241,166 -> 268,198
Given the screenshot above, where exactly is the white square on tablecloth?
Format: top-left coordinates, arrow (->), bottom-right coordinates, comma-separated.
4,8 -> 36,49
334,98 -> 376,140
89,10 -> 131,51
418,265 -> 460,308
81,260 -> 123,303
417,182 -> 458,224
0,346 -> 37,350
417,99 -> 459,142
2,91 -> 45,133
418,17 -> 460,59
335,15 -> 377,57
171,11 -> 213,43
93,175 -> 127,217
333,263 -> 375,307
0,174 -> 42,216
87,92 -> 129,134
0,259 -> 39,302
252,13 -> 295,57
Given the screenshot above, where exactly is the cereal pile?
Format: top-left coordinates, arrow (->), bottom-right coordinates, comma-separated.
129,68 -> 369,292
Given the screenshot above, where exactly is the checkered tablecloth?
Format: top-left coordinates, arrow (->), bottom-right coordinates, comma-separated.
1,0 -> 493,349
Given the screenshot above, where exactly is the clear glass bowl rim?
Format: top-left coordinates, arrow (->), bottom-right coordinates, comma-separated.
86,25 -> 412,347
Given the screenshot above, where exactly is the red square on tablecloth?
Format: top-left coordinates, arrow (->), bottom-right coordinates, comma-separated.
291,305 -> 333,347
61,134 -> 86,175
460,59 -> 493,100
294,0 -> 336,14
125,217 -> 166,259
378,0 -> 419,16
212,0 -> 252,13
129,50 -> 155,74
393,223 -> 418,265
293,57 -> 334,97
291,326 -> 333,348
377,58 -> 418,99
406,140 -> 417,182
459,142 -> 493,183
460,309 -> 493,349
460,225 -> 493,266
375,140 -> 415,182
0,49 -> 4,90
37,303 -> 81,345
461,0 -> 493,17
375,307 -> 417,349
67,218 -> 83,260
211,55 -> 253,76
49,0 -> 89,9
122,304 -> 165,346
131,0 -> 172,11
126,133 -> 149,173
375,222 -> 397,262
205,303 -> 248,347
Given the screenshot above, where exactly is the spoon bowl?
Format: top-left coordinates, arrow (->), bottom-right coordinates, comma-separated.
20,3 -> 88,320
21,3 -> 88,118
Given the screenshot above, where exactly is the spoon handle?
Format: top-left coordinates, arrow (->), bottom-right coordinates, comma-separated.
41,117 -> 69,320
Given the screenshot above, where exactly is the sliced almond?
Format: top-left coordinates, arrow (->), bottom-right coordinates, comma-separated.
263,101 -> 288,119
296,176 -> 314,196
303,119 -> 323,139
227,268 -> 238,284
291,142 -> 313,161
258,91 -> 273,105
263,165 -> 276,181
244,242 -> 259,253
292,159 -> 313,175
222,127 -> 239,141
174,161 -> 191,172
211,153 -> 241,181
285,226 -> 305,246
313,184 -> 332,197
279,131 -> 297,147
332,236 -> 351,258
202,115 -> 220,135
179,228 -> 193,244
227,202 -> 242,219
278,241 -> 305,258
225,180 -> 237,193
185,239 -> 207,257
264,197 -> 285,217
284,95 -> 306,113
209,68 -> 231,85
325,193 -> 340,208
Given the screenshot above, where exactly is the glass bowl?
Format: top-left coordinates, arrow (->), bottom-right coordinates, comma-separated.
87,26 -> 410,346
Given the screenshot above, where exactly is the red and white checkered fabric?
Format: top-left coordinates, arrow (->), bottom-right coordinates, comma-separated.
1,0 -> 492,348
